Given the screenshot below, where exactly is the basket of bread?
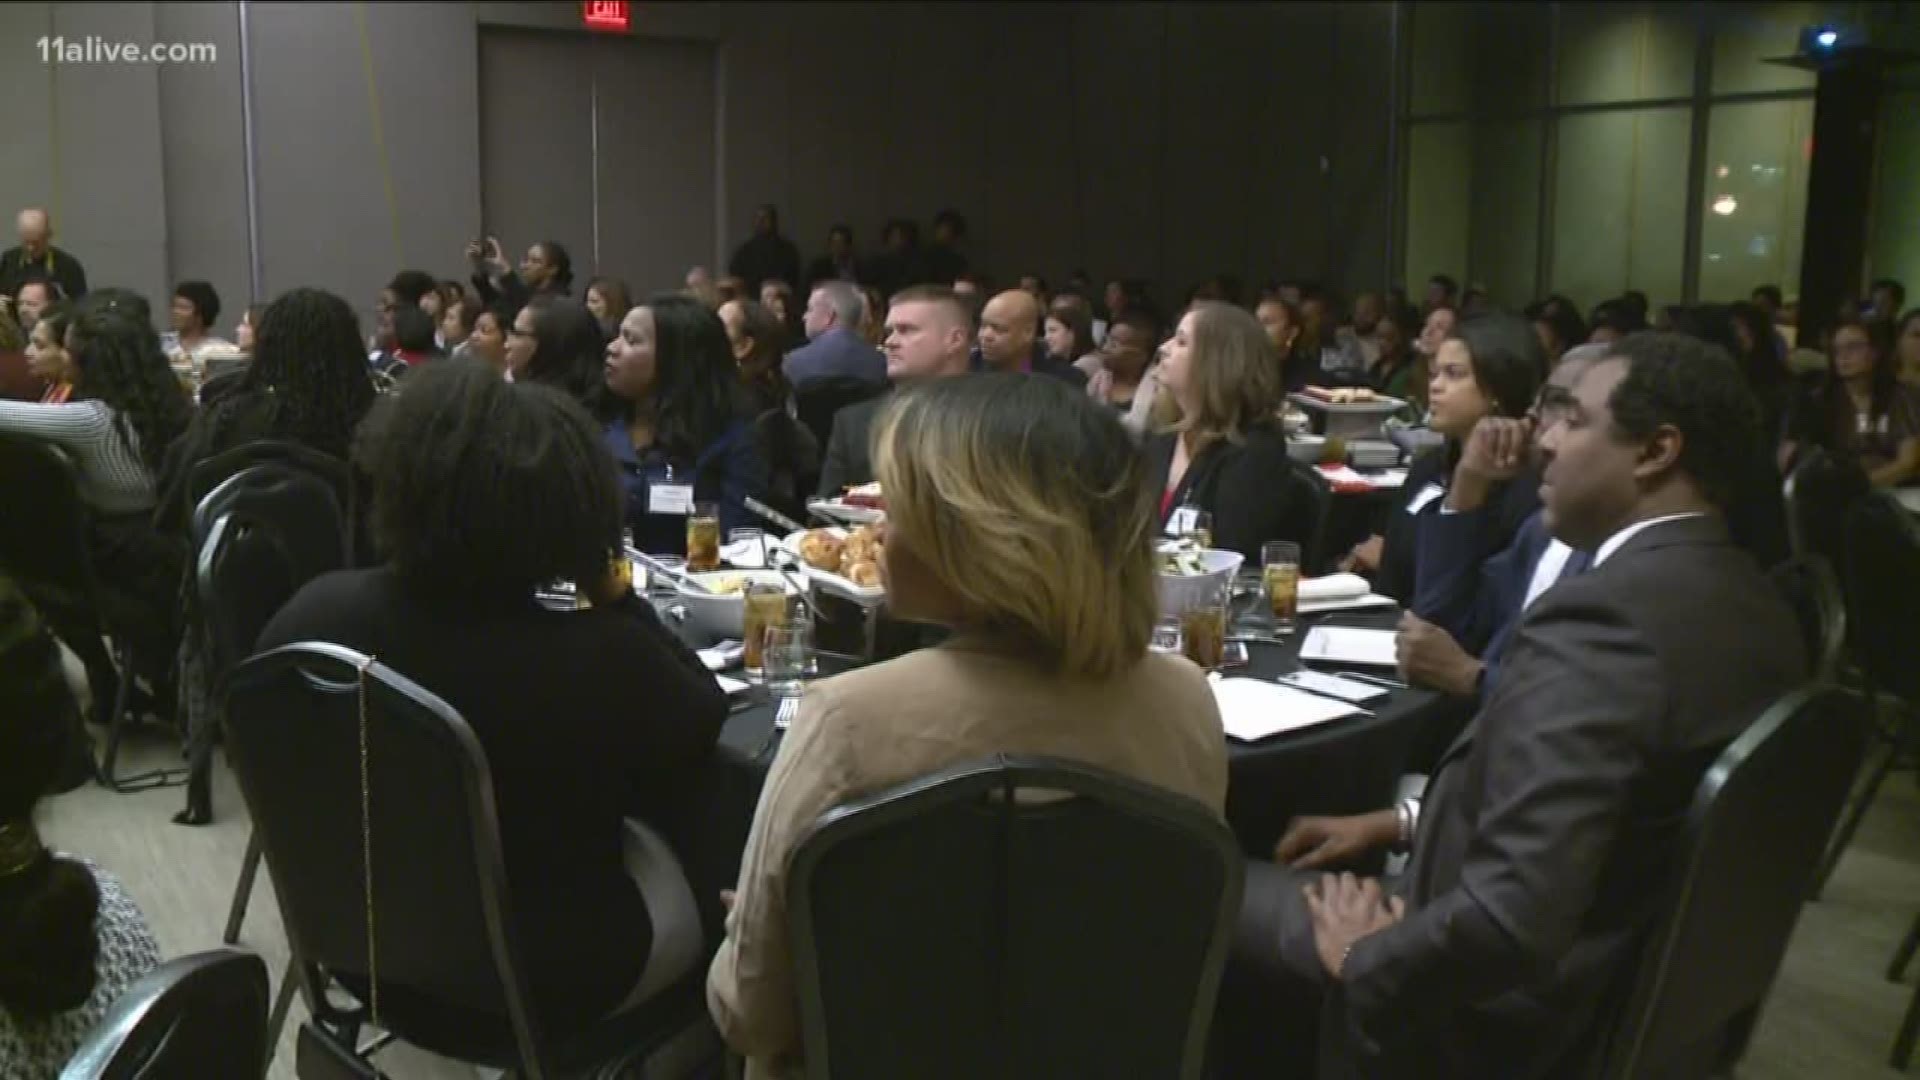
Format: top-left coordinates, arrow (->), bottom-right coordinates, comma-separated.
782,524 -> 887,601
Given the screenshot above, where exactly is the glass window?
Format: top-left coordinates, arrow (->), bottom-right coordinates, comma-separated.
1410,3 -> 1469,117
1467,4 -> 1549,115
1469,118 -> 1542,306
1870,89 -> 1920,302
1550,107 -> 1692,313
1698,100 -> 1814,305
1558,3 -> 1697,105
1709,2 -> 1860,95
1405,122 -> 1470,295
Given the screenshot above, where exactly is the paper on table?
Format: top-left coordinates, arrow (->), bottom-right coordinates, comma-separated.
699,642 -> 744,671
714,674 -> 750,695
1366,468 -> 1410,489
1211,678 -> 1362,741
1299,626 -> 1400,667
1298,593 -> 1396,615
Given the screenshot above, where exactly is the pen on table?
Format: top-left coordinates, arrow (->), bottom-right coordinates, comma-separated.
1331,669 -> 1410,690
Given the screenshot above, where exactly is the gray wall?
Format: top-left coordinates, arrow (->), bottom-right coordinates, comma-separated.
1,1 -> 1397,335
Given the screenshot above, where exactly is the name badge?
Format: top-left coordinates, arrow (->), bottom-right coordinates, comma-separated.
648,483 -> 695,516
1405,482 -> 1445,514
1168,506 -> 1200,536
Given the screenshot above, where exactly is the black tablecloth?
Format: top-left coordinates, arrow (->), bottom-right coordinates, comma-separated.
709,609 -> 1439,859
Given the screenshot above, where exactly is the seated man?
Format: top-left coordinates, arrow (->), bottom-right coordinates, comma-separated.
1395,343 -> 1610,700
1225,332 -> 1808,1077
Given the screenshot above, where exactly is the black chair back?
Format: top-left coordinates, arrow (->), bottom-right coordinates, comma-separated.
1766,555 -> 1848,684
59,947 -> 271,1080
191,466 -> 349,681
222,643 -> 548,1073
786,755 -> 1241,1080
1600,686 -> 1871,1078
1842,490 -> 1920,702
1783,446 -> 1868,566
794,377 -> 886,452
0,433 -> 118,689
186,440 -> 354,561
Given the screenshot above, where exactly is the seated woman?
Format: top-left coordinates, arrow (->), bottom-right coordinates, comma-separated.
708,373 -> 1229,1076
259,357 -> 727,1040
26,302 -> 74,404
505,295 -> 604,406
1367,304 -> 1425,408
602,294 -> 771,554
719,297 -> 820,519
1080,309 -> 1162,435
1341,314 -> 1543,602
456,300 -> 513,373
164,280 -> 235,380
586,276 -> 633,341
0,294 -> 192,693
1786,316 -> 1920,489
0,568 -> 163,1078
1144,302 -> 1317,563
155,287 -> 376,533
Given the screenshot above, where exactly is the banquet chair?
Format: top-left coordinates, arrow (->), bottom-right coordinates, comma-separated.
223,643 -> 712,1080
0,434 -> 164,792
1782,446 -> 1868,567
1596,685 -> 1869,1079
784,755 -> 1240,1080
59,947 -> 271,1080
1288,461 -> 1335,575
186,439 -> 355,558
794,376 -> 886,456
1811,491 -> 1920,898
1765,554 -> 1848,684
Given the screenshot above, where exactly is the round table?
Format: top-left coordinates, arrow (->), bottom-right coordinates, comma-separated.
711,609 -> 1440,857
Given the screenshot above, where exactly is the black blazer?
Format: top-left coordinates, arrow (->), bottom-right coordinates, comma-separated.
816,393 -> 888,499
258,567 -> 726,1035
1376,447 -> 1539,604
1329,514 -> 1807,1077
1143,421 -> 1318,563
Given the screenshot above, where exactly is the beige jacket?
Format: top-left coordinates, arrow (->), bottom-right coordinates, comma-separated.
706,640 -> 1228,1077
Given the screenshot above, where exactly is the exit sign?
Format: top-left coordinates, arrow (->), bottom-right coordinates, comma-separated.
583,1 -> 630,32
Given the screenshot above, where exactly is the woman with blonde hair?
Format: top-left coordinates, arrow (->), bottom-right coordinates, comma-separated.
709,373 -> 1228,1077
1144,302 -> 1319,562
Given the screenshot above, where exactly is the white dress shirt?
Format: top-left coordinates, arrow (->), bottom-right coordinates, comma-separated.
1593,512 -> 1710,567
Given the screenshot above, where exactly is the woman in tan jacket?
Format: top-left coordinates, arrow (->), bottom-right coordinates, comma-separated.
707,372 -> 1229,1077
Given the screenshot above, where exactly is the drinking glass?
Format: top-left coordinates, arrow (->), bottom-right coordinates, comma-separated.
1179,578 -> 1229,671
1175,508 -> 1215,550
1149,616 -> 1185,656
1262,541 -> 1302,632
729,527 -> 768,569
742,582 -> 789,675
763,611 -> 817,698
686,502 -> 721,571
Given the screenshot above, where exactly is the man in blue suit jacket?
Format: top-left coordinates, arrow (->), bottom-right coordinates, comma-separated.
783,280 -> 886,390
1397,345 -> 1609,699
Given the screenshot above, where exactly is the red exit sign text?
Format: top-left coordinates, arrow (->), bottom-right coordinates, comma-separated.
583,1 -> 630,32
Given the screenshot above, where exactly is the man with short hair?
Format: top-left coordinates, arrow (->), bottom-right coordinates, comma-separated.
921,209 -> 970,286
728,203 -> 801,295
804,225 -> 858,293
783,281 -> 886,390
1869,278 -> 1906,322
1,208 -> 87,301
973,290 -> 1086,387
1423,274 -> 1458,315
1224,332 -> 1807,1078
816,286 -> 973,496
13,280 -> 56,334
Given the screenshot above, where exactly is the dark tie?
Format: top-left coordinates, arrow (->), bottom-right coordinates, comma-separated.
1560,548 -> 1593,581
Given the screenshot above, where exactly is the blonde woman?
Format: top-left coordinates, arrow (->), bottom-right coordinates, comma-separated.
1146,302 -> 1319,562
709,373 -> 1228,1078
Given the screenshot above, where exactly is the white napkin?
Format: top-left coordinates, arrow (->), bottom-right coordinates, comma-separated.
721,539 -> 767,569
698,641 -> 744,671
714,674 -> 750,695
1210,677 -> 1362,741
1299,573 -> 1371,602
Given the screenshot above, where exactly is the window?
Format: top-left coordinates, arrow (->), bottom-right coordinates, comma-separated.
1404,123 -> 1470,292
1698,100 -> 1814,304
1557,3 -> 1696,106
1551,108 -> 1691,313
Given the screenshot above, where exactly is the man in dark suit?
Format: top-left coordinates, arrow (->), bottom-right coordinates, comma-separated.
0,208 -> 87,302
1224,332 -> 1808,1078
815,284 -> 973,498
972,290 -> 1088,388
784,281 -> 886,390
1396,344 -> 1611,699
727,204 -> 801,296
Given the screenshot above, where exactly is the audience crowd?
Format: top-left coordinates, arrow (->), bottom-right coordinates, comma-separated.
0,196 -> 1911,1077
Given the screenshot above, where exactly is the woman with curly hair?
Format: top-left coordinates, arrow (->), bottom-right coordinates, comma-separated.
155,287 -> 377,531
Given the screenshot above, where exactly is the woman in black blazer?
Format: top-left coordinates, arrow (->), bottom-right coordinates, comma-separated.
259,357 -> 726,1040
1144,302 -> 1320,563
